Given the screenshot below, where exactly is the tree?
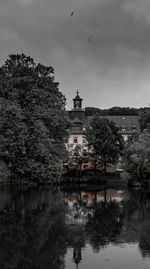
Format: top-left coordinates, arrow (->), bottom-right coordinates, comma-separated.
139,108 -> 150,131
0,188 -> 67,269
84,116 -> 124,173
85,106 -> 139,116
86,201 -> 123,252
0,54 -> 69,183
73,145 -> 83,177
108,106 -> 138,116
124,127 -> 150,180
85,107 -> 107,116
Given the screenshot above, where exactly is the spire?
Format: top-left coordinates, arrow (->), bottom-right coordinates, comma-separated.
76,263 -> 79,269
73,246 -> 82,268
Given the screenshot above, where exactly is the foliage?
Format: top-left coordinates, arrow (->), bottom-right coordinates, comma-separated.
139,108 -> 150,131
90,157 -> 101,170
0,188 -> 67,269
84,115 -> 124,172
86,201 -> 123,252
73,145 -> 82,160
67,143 -> 82,158
85,106 -> 139,116
85,107 -> 107,116
69,145 -> 82,177
0,54 -> 69,183
124,128 -> 150,180
107,106 -> 138,116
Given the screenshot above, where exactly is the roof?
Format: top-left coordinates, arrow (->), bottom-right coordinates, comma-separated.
68,111 -> 140,135
72,117 -> 82,124
70,117 -> 82,134
83,115 -> 140,129
73,91 -> 83,101
71,129 -> 83,134
102,115 -> 139,128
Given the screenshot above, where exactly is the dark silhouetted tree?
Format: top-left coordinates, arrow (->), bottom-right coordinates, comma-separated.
85,116 -> 124,173
0,54 -> 69,183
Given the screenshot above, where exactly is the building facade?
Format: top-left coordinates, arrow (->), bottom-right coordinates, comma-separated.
67,92 -> 140,155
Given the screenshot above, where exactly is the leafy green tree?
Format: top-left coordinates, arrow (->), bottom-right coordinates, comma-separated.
108,106 -> 138,115
124,128 -> 150,180
91,157 -> 100,170
85,116 -> 124,173
85,106 -> 139,116
139,108 -> 150,131
73,145 -> 82,177
0,54 -> 69,183
85,107 -> 107,116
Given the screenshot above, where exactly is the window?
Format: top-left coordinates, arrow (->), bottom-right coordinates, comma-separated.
73,137 -> 78,144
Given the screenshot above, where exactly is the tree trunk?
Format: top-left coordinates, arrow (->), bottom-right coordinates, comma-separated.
139,166 -> 144,181
104,159 -> 107,174
76,165 -> 78,177
104,188 -> 107,204
94,192 -> 97,206
79,164 -> 82,177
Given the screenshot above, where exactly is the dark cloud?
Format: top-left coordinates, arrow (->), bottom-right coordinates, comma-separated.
0,0 -> 150,109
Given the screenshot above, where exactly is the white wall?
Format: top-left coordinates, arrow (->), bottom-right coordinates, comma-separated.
67,134 -> 88,155
68,134 -> 84,145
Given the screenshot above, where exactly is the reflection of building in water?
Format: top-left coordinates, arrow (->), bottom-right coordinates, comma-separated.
63,190 -> 123,225
65,198 -> 92,225
81,190 -> 122,204
63,189 -> 125,268
73,244 -> 82,269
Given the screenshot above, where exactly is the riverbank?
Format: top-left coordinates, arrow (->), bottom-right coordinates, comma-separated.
0,170 -> 148,189
61,170 -> 130,185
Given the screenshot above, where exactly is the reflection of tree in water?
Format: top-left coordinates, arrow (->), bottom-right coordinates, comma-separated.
139,221 -> 150,257
86,201 -> 123,252
138,191 -> 150,258
119,188 -> 150,258
63,189 -> 125,255
65,224 -> 86,268
2,186 -> 150,267
64,188 -> 150,262
0,187 -> 67,269
122,190 -> 139,221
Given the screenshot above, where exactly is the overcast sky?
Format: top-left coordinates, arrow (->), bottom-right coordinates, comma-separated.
0,0 -> 150,109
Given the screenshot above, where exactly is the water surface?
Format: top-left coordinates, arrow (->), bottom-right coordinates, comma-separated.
0,185 -> 150,269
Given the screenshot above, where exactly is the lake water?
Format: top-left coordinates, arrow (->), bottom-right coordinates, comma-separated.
0,185 -> 150,268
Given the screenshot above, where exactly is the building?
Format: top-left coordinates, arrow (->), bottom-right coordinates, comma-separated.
67,92 -> 140,155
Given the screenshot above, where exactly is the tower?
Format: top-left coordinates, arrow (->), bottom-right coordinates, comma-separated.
68,91 -> 85,121
73,91 -> 83,110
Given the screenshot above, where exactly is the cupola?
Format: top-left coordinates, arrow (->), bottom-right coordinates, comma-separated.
73,91 -> 83,110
